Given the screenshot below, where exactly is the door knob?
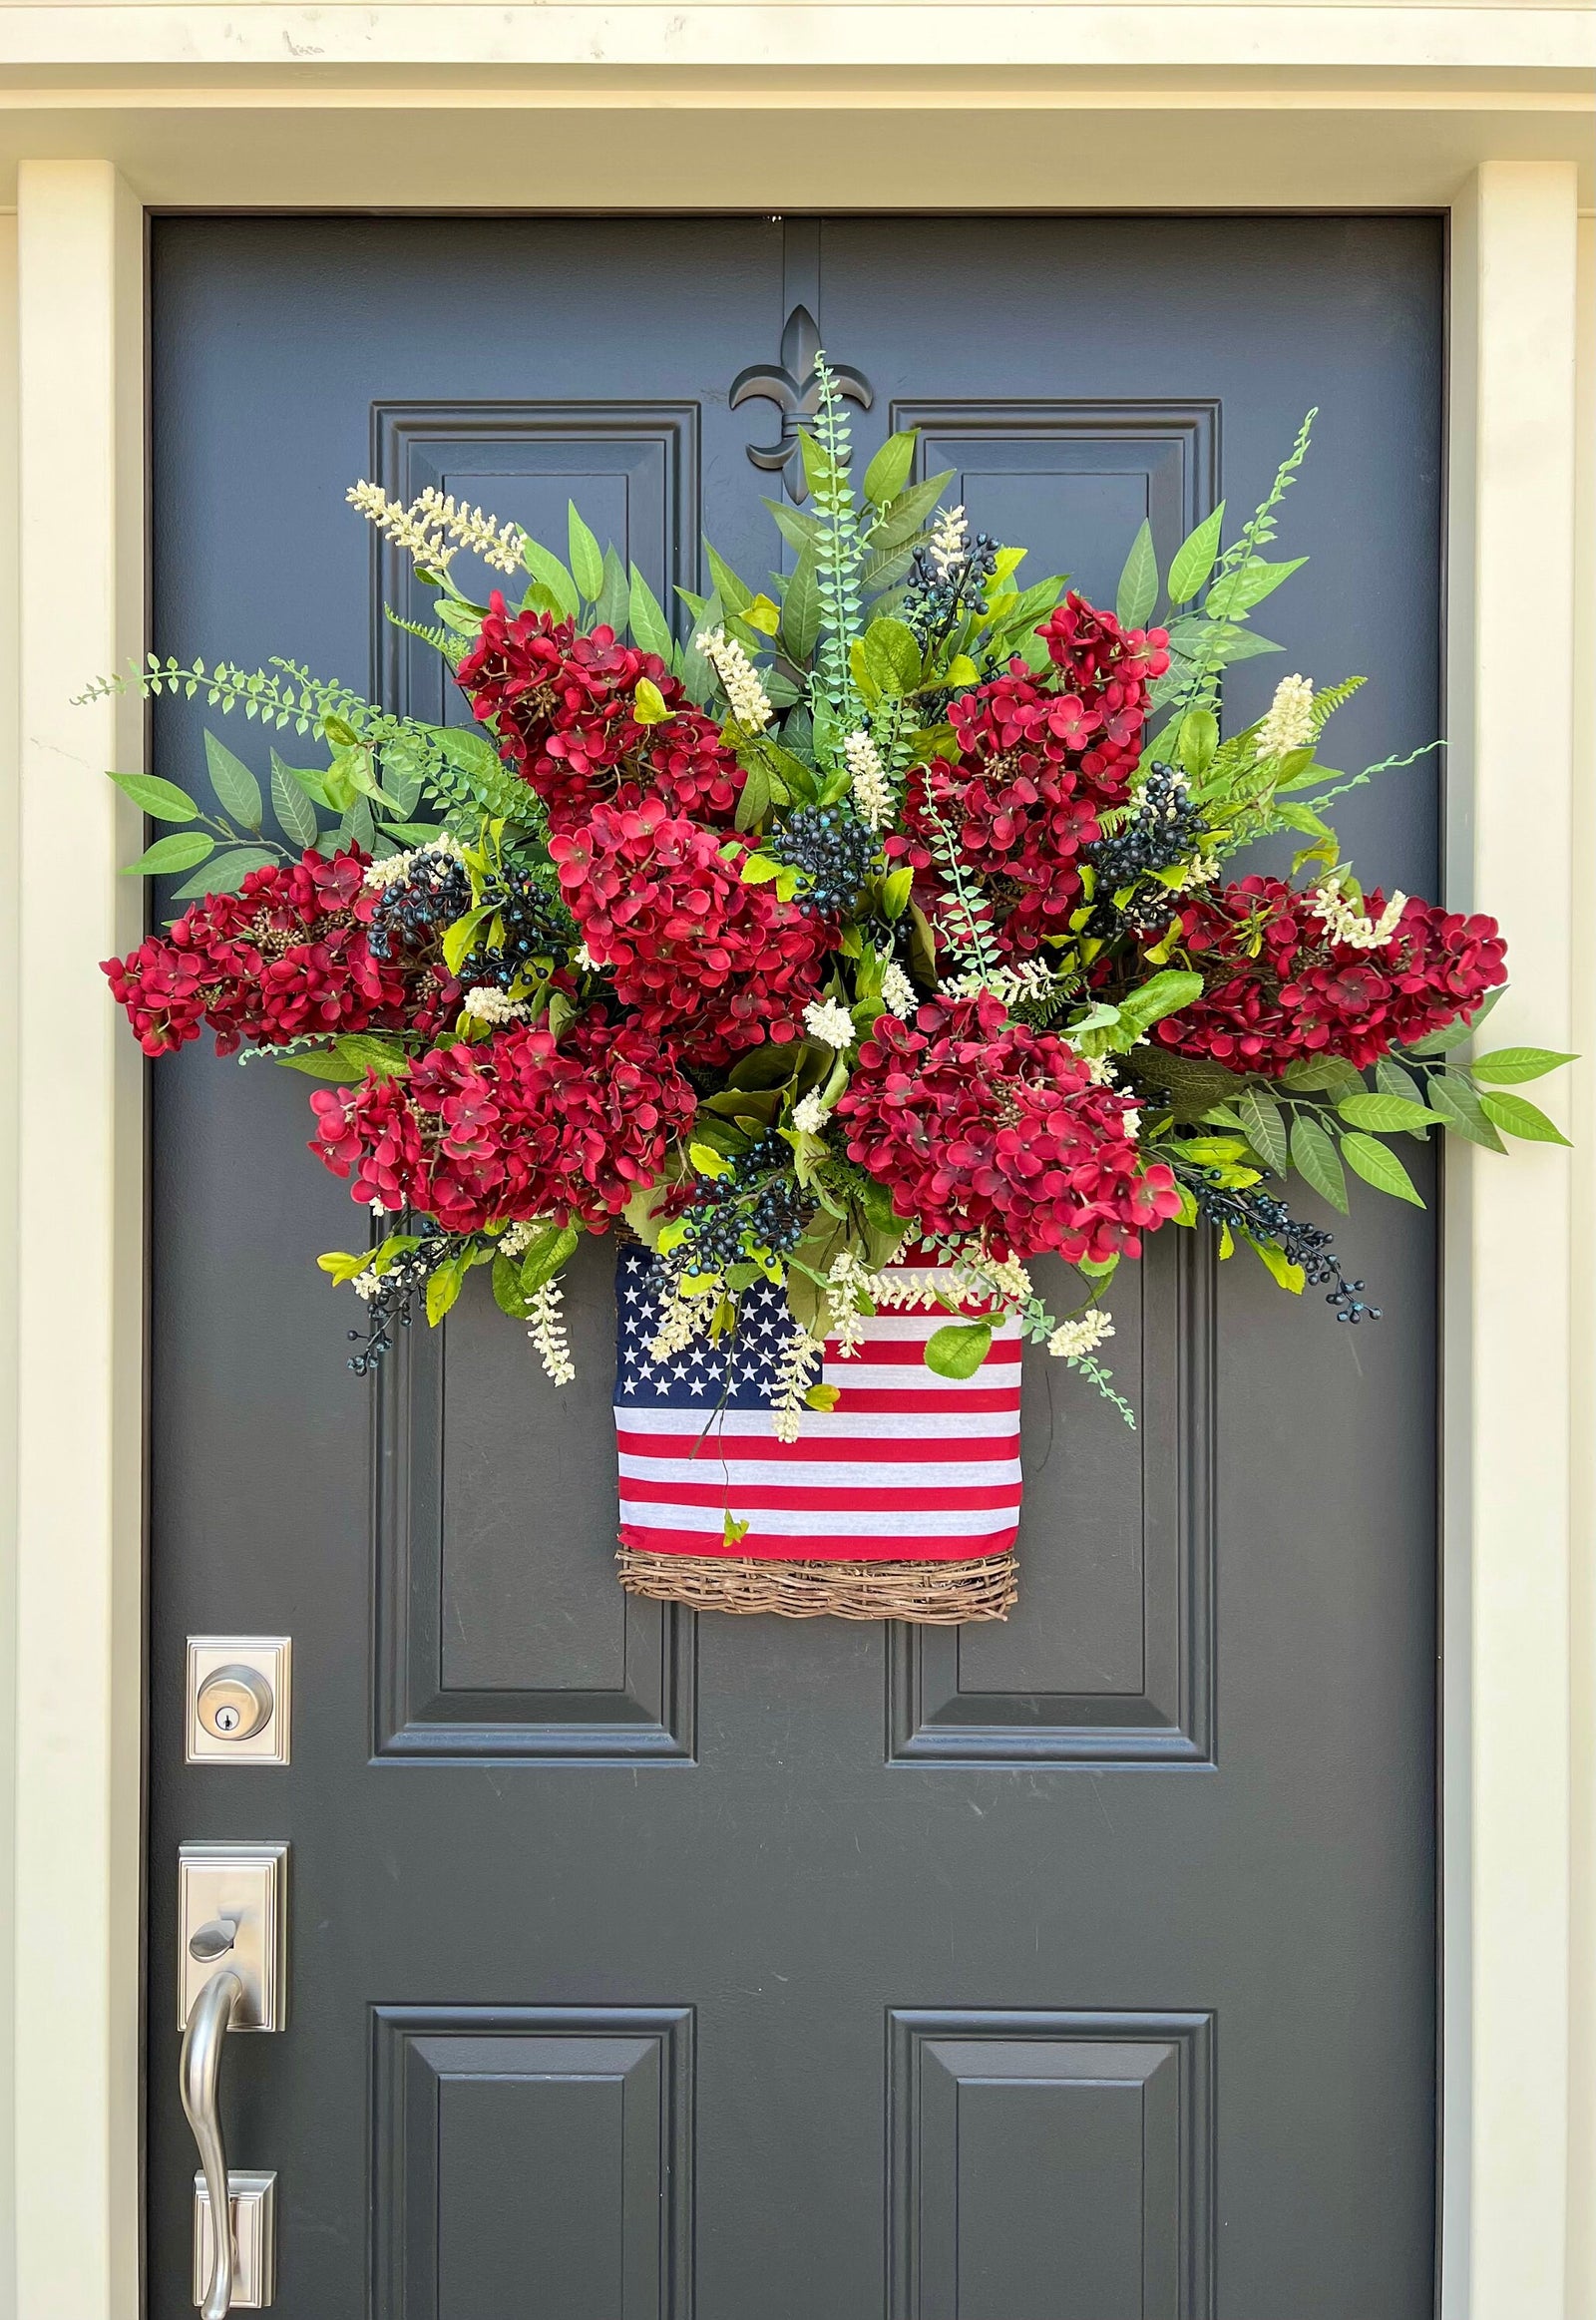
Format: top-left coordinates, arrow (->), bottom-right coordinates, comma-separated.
178,1844 -> 287,2310
182,1967 -> 244,2319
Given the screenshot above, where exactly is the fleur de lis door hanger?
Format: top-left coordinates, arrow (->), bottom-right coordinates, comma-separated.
730,303 -> 873,501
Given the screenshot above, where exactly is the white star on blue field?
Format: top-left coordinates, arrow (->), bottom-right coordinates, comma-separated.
614,1244 -> 794,1407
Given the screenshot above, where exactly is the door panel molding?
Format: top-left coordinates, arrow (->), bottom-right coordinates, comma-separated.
888,2008 -> 1215,2319
373,2005 -> 695,2319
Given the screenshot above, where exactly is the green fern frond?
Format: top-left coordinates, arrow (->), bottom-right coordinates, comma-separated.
383,605 -> 465,670
1310,675 -> 1365,733
75,653 -> 373,739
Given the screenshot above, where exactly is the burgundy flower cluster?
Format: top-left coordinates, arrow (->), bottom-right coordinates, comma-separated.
889,595 -> 1170,959
309,1009 -> 695,1233
456,597 -> 743,826
101,848 -> 421,1058
548,798 -> 827,1061
1151,874 -> 1508,1074
836,994 -> 1182,1263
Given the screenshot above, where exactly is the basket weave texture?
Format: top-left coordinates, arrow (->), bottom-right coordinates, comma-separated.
616,1548 -> 1017,1624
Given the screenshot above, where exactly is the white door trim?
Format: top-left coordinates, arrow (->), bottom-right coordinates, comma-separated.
5,119 -> 1588,2320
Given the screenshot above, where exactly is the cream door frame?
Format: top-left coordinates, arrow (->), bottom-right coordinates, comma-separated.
1,25 -> 1591,2317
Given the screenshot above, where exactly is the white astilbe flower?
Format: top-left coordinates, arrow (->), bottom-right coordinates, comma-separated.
1309,876 -> 1407,952
928,504 -> 970,577
792,1090 -> 831,1136
1048,1310 -> 1115,1360
845,729 -> 893,830
878,962 -> 917,1020
961,1252 -> 1031,1307
574,942 -> 598,970
940,959 -> 1057,1007
865,1267 -> 955,1312
346,479 -> 524,575
526,1281 -> 577,1385
824,1252 -> 871,1358
361,832 -> 464,891
770,1327 -> 826,1442
646,1272 -> 712,1365
499,1215 -> 554,1260
1083,1054 -> 1119,1087
1172,849 -> 1221,893
803,996 -> 856,1050
694,627 -> 773,733
352,1270 -> 384,1303
1255,672 -> 1315,761
462,985 -> 527,1025
1121,1108 -> 1141,1141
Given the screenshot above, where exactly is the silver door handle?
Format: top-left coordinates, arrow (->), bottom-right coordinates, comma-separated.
182,1966 -> 244,2318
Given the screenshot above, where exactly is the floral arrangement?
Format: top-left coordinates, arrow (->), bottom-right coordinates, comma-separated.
92,371 -> 1569,1616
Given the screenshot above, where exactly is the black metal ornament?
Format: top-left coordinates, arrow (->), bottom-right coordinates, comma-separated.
729,303 -> 873,501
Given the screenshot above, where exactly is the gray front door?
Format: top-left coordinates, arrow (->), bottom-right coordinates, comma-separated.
146,213 -> 1441,2318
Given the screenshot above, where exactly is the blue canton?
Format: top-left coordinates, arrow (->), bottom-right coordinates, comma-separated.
614,1245 -> 792,1409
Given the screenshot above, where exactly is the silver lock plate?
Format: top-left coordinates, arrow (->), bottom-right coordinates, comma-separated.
178,1842 -> 288,2033
186,1637 -> 291,1764
194,2168 -> 276,2308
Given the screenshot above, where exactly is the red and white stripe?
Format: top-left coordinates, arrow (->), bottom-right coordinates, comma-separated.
615,1278 -> 1023,1564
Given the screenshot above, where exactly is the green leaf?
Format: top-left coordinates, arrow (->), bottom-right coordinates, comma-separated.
203,731 -> 263,830
1478,1091 -> 1572,1146
1375,1054 -> 1426,1108
1215,556 -> 1307,612
1338,1092 -> 1439,1135
171,845 -> 275,900
567,503 -> 604,601
1125,1047 -> 1246,1119
1282,1054 -> 1364,1097
1426,1072 -> 1506,1152
861,616 -> 923,699
520,1223 -> 580,1296
595,545 -> 629,637
865,470 -> 957,554
739,854 -> 782,886
762,499 -> 826,557
862,430 -> 917,508
426,1252 -> 472,1327
1176,710 -> 1218,778
1115,969 -> 1204,1037
122,830 -> 214,878
1470,1046 -> 1577,1086
632,676 -> 673,726
1165,504 -> 1226,605
1289,1114 -> 1349,1212
318,1249 -> 370,1286
628,567 -> 674,659
520,537 -> 581,619
925,1320 -> 993,1380
492,1251 -> 533,1318
1238,1086 -> 1288,1176
734,763 -> 771,833
1341,1131 -> 1425,1206
277,1032 -> 412,1082
441,904 -> 494,975
703,541 -> 753,617
1114,518 -> 1158,630
109,769 -> 200,821
270,754 -> 319,848
780,552 -> 823,664
1245,1234 -> 1305,1294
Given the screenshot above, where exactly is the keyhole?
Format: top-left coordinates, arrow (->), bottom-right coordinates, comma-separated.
213,1705 -> 240,1734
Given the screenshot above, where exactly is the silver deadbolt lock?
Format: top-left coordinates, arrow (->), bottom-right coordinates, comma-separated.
186,1639 -> 291,1764
198,1665 -> 273,1741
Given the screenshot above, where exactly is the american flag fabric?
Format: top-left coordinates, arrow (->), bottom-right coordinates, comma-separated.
613,1245 -> 1024,1563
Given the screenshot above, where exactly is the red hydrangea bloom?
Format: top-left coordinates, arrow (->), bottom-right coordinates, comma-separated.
548,797 -> 827,1061
886,595 -> 1169,962
456,596 -> 743,826
835,994 -> 1181,1263
101,848 -> 408,1057
889,672 -> 1111,958
308,1010 -> 694,1233
1151,874 -> 1508,1074
1035,591 -> 1171,811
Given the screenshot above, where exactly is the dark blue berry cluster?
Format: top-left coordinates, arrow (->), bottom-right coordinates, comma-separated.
1086,763 -> 1209,892
766,806 -> 878,920
680,1133 -> 811,1274
345,1230 -> 455,1373
1182,1171 -> 1383,1323
364,848 -> 471,963
904,532 -> 999,647
456,867 -> 576,989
